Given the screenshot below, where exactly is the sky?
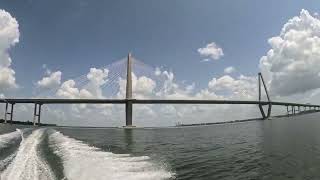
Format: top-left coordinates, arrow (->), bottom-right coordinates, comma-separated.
1,0 -> 320,126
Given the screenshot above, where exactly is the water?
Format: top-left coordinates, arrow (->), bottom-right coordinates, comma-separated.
1,113 -> 320,179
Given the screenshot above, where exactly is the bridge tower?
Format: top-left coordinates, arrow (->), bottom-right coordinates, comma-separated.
258,73 -> 272,119
125,53 -> 134,127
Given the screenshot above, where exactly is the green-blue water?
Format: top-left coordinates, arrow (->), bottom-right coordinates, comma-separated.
1,113 -> 320,179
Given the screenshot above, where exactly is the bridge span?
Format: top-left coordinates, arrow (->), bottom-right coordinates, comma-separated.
0,98 -> 319,126
1,53 -> 320,126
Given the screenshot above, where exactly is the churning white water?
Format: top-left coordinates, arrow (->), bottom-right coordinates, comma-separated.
0,129 -> 22,149
1,129 -> 55,180
49,130 -> 173,180
0,128 -> 173,180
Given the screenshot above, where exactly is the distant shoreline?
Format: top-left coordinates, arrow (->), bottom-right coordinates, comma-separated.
176,110 -> 320,127
0,119 -> 57,126
0,110 -> 318,128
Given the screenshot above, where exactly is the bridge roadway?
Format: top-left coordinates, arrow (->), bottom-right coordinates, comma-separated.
0,98 -> 319,107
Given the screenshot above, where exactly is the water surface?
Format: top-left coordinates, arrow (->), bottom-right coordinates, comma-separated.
1,113 -> 320,179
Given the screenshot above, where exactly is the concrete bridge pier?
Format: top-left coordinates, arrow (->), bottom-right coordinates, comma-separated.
4,103 -> 14,124
4,103 -> 8,123
125,100 -> 132,126
33,104 -> 42,126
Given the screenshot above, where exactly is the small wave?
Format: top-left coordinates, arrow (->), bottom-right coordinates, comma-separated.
1,128 -> 55,180
49,130 -> 173,180
0,153 -> 16,171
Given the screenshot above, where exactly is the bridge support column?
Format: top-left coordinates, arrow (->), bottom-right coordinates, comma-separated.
4,103 -> 14,124
33,104 -> 42,126
4,103 -> 8,123
10,103 -> 14,124
258,104 -> 266,119
125,100 -> 132,126
38,104 -> 42,125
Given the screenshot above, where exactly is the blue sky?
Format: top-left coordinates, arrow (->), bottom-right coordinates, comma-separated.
1,0 -> 320,96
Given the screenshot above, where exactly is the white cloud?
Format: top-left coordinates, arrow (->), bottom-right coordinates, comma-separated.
37,71 -> 62,89
85,68 -> 109,98
198,42 -> 224,61
207,75 -> 257,100
56,80 -> 80,99
0,9 -> 19,90
224,66 -> 236,74
86,68 -> 109,86
56,68 -> 109,99
260,9 -> 320,96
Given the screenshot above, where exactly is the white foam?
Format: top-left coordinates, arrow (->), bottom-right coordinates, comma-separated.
1,129 -> 55,180
0,129 -> 22,149
49,130 -> 174,180
0,153 -> 16,171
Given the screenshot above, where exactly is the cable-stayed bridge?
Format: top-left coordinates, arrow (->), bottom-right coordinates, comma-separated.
1,53 -> 320,127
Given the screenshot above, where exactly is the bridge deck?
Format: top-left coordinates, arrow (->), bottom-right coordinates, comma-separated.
0,98 -> 319,107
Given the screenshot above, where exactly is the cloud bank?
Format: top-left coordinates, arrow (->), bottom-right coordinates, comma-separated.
260,9 -> 320,96
0,9 -> 19,91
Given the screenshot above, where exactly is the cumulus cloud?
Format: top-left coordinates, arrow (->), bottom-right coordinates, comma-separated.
57,80 -> 94,99
224,66 -> 236,74
260,9 -> 320,96
207,75 -> 257,100
0,9 -> 19,90
56,68 -> 109,99
198,42 -> 224,61
85,68 -> 109,98
37,71 -> 62,89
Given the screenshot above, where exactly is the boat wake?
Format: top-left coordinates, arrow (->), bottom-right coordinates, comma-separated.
1,128 -> 55,180
0,128 -> 173,180
49,130 -> 173,180
0,129 -> 25,172
0,129 -> 23,149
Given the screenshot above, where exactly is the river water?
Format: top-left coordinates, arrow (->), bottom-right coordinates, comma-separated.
1,113 -> 320,180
